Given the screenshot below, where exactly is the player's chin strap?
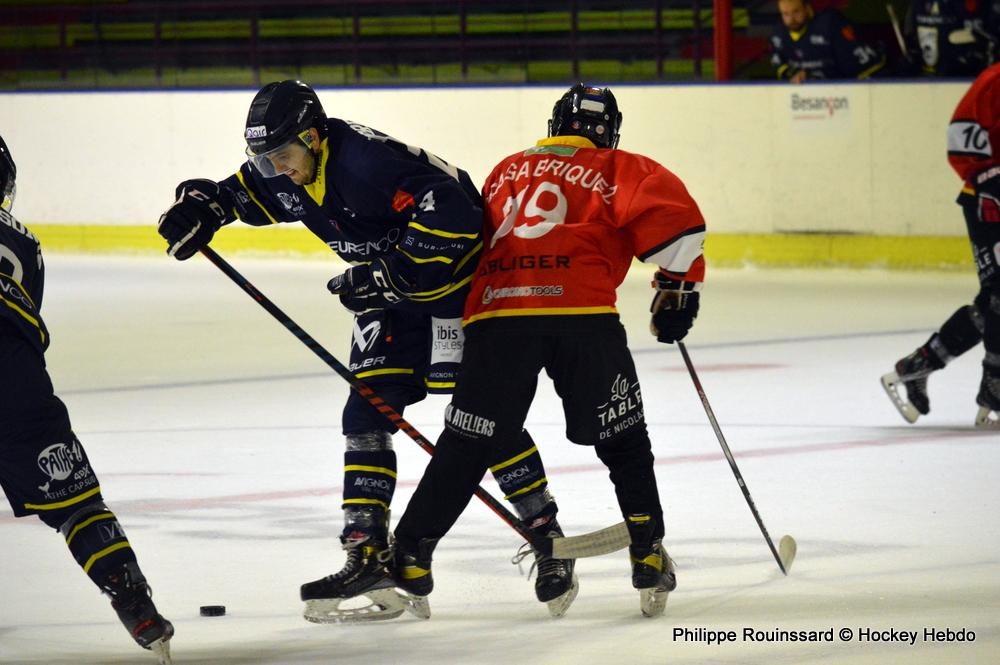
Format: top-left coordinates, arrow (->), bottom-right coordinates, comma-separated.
198,246 -> 629,560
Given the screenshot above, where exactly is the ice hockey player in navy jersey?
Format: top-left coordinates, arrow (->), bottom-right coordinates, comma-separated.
156,80 -> 575,621
770,0 -> 885,82
0,135 -> 173,663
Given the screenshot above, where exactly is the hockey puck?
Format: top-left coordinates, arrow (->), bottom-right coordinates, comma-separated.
199,605 -> 226,617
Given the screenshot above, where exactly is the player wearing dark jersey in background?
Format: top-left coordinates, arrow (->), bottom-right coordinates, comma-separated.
905,0 -> 1000,77
0,135 -> 173,663
342,84 -> 706,619
882,63 -> 1000,429
156,81 -> 574,621
770,0 -> 885,82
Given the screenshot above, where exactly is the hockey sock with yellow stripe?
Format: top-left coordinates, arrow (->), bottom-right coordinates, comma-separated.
59,502 -> 136,583
342,450 -> 397,515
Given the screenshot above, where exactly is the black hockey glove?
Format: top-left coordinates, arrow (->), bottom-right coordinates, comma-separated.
327,259 -> 405,314
649,272 -> 700,344
157,179 -> 229,261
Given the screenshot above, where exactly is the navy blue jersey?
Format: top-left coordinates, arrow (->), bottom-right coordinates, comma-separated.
770,9 -> 885,80
0,209 -> 48,353
906,0 -> 1000,76
218,118 -> 483,315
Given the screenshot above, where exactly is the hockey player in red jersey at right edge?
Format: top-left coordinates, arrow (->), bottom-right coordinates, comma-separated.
348,84 -> 706,619
882,63 -> 1000,429
0,135 -> 173,662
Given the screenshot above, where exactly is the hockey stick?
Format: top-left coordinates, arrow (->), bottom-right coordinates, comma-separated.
198,246 -> 628,559
885,4 -> 910,61
677,342 -> 797,575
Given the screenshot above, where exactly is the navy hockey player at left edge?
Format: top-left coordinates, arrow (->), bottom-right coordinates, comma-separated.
0,135 -> 174,663
156,80 -> 575,622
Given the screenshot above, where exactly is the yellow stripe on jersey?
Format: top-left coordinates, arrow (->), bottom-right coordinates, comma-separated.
235,171 -> 280,224
407,221 -> 478,239
489,446 -> 539,473
453,241 -> 483,274
464,306 -> 618,326
399,248 -> 454,265
344,465 -> 398,479
408,273 -> 475,302
24,485 -> 102,511
858,59 -> 885,80
0,290 -> 47,346
355,367 -> 415,379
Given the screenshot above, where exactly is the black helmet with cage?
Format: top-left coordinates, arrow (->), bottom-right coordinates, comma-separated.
244,80 -> 328,177
548,84 -> 622,149
0,134 -> 15,213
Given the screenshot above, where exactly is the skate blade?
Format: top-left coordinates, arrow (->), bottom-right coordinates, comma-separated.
303,591 -> 406,624
150,638 -> 172,665
639,587 -> 669,618
880,372 -> 919,424
395,589 -> 431,620
975,406 -> 1000,429
546,574 -> 580,618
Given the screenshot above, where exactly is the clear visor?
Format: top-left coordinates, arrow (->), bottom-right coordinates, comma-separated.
1,181 -> 15,213
245,130 -> 313,178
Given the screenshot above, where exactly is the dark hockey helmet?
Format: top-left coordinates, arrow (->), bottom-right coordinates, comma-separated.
244,80 -> 327,177
0,134 -> 15,213
548,84 -> 622,149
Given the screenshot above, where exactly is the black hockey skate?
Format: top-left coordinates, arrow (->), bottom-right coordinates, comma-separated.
975,364 -> 1000,429
881,345 -> 944,423
300,536 -> 401,623
393,537 -> 437,599
101,563 -> 173,665
512,518 -> 579,618
630,541 -> 676,618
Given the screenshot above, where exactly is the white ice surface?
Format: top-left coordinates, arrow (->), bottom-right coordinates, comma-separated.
1,255 -> 998,665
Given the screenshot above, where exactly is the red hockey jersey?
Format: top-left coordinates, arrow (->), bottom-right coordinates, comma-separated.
948,62 -> 1000,183
464,135 -> 706,325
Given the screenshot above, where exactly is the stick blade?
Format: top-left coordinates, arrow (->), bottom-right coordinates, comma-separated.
778,534 -> 797,574
550,521 -> 630,559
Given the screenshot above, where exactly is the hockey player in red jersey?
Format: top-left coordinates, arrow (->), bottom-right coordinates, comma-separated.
882,63 -> 1000,428
0,135 -> 173,662
346,84 -> 706,618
